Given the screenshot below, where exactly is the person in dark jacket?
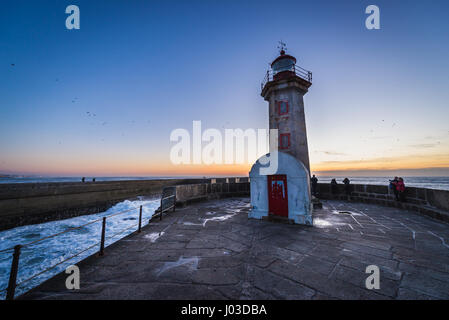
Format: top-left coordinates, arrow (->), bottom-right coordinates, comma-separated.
343,177 -> 351,195
390,177 -> 399,200
311,175 -> 318,196
331,179 -> 338,195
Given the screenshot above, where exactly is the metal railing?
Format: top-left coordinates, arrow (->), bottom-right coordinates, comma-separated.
0,194 -> 175,300
160,194 -> 176,216
261,64 -> 312,90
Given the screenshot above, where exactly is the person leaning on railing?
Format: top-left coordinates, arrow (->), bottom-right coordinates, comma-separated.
396,178 -> 406,202
389,177 -> 399,201
343,178 -> 351,195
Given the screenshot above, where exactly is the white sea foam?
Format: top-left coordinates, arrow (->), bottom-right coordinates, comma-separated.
156,256 -> 199,276
145,232 -> 165,243
313,218 -> 332,227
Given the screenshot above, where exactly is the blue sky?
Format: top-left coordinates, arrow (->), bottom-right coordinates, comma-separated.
1,0 -> 449,176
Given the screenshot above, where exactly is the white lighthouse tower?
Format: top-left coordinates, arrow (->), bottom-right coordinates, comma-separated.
249,45 -> 313,225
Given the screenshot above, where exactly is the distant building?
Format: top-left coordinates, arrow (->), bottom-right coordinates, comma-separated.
249,48 -> 313,225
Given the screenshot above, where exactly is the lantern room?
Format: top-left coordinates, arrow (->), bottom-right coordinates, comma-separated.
271,49 -> 296,79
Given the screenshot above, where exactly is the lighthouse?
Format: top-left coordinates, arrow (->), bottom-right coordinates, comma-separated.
249,45 -> 313,225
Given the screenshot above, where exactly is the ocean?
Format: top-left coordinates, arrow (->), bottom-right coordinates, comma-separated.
1,176 -> 449,191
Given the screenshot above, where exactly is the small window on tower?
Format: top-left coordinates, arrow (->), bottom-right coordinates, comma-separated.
279,133 -> 291,149
277,100 -> 289,115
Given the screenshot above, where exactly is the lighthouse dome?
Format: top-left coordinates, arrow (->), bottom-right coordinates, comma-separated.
271,50 -> 297,75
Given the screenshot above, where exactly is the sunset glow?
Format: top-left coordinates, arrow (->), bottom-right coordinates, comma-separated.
1,0 -> 448,177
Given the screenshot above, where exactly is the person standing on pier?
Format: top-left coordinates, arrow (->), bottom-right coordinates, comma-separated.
331,179 -> 338,195
396,178 -> 406,202
390,177 -> 399,201
311,175 -> 318,196
343,177 -> 351,195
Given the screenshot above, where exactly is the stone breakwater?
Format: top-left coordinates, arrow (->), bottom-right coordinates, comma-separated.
0,178 -> 249,231
1,178 -> 448,231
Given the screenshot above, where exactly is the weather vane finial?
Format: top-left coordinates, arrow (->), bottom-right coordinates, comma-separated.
277,41 -> 287,54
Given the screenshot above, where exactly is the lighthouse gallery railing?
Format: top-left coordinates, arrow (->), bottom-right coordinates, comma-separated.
261,64 -> 312,90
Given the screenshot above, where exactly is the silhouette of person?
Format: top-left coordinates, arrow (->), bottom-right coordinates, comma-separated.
311,175 -> 318,196
331,179 -> 338,195
343,178 -> 351,195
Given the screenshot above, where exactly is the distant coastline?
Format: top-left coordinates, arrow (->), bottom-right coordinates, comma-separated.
0,175 -> 224,184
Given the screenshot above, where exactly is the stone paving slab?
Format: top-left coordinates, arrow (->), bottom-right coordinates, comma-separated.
21,198 -> 449,300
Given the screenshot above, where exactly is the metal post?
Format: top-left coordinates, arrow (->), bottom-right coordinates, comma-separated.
6,245 -> 22,300
99,217 -> 106,256
138,205 -> 142,233
160,197 -> 163,221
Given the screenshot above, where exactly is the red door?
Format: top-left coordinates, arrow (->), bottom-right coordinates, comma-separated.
267,175 -> 288,217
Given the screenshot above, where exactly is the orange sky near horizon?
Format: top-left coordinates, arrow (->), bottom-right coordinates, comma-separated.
2,151 -> 449,177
